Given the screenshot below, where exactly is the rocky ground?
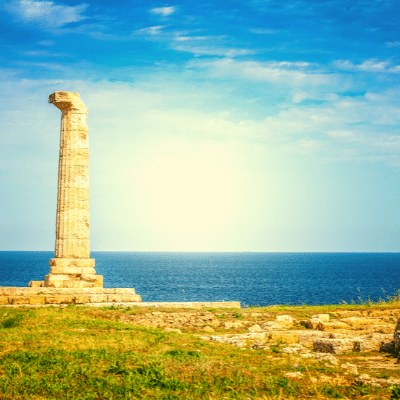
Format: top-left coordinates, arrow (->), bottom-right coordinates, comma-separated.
114,305 -> 400,390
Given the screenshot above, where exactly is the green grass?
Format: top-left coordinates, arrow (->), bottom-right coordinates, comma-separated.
0,304 -> 398,399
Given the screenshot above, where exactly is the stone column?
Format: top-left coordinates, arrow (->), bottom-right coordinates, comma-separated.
43,91 -> 102,288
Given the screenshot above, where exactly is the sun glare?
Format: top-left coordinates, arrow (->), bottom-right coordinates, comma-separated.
145,156 -> 230,231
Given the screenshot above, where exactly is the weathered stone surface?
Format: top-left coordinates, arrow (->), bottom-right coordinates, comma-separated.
315,314 -> 330,322
114,288 -> 137,294
0,297 -> 9,305
29,296 -> 46,305
300,352 -> 339,366
248,324 -> 262,332
45,295 -> 74,304
313,338 -> 356,354
39,91 -> 101,289
341,362 -> 358,374
9,297 -> 30,305
393,317 -> 400,350
29,281 -> 44,288
262,315 -> 294,330
284,372 -> 304,379
89,294 -> 108,303
74,295 -> 90,304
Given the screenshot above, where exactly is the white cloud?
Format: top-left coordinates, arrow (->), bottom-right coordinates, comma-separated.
38,40 -> 55,46
386,42 -> 400,47
173,45 -> 255,57
334,59 -> 400,73
191,58 -> 340,87
250,28 -> 281,34
174,36 -> 209,41
150,6 -> 176,16
135,25 -> 164,35
5,0 -> 88,28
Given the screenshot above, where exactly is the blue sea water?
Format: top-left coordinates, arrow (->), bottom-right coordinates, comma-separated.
0,252 -> 400,307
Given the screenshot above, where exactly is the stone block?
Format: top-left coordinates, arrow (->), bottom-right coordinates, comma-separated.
94,276 -> 103,288
269,332 -> 300,344
3,288 -> 36,296
74,295 -> 89,304
45,296 -> 74,304
9,297 -> 30,305
89,294 -> 108,303
29,296 -> 46,305
3,288 -> 17,296
114,288 -> 136,294
313,338 -> 356,354
107,294 -> 124,302
119,295 -> 142,302
29,281 -> 44,288
80,274 -> 97,283
0,297 -> 9,305
63,281 -> 83,289
49,258 -> 95,269
61,113 -> 88,131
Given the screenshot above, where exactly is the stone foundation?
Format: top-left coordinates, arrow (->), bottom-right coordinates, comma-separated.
0,287 -> 140,305
32,258 -> 103,288
0,287 -> 240,308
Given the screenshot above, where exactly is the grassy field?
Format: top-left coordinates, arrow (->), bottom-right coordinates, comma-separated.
0,303 -> 400,399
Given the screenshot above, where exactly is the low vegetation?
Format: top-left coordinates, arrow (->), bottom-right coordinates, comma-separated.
0,300 -> 400,399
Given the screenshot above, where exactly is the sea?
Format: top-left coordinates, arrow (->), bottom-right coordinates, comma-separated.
1,251 -> 400,307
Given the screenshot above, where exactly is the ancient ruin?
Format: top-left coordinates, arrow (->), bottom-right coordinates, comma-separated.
30,92 -> 102,289
0,91 -> 236,308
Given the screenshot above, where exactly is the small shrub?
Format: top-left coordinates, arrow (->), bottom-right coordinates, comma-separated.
1,316 -> 22,329
270,344 -> 281,353
322,386 -> 343,398
164,349 -> 200,361
233,312 -> 243,319
105,361 -> 129,375
392,384 -> 400,399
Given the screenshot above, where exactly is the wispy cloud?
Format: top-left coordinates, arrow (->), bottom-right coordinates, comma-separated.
135,25 -> 165,36
150,6 -> 176,17
38,40 -> 55,46
4,0 -> 89,28
334,59 -> 400,73
174,36 -> 209,42
173,46 -> 255,57
250,28 -> 281,34
386,41 -> 400,47
21,50 -> 70,57
192,58 -> 340,87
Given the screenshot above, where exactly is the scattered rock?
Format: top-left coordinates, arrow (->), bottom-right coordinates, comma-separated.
300,352 -> 339,366
394,317 -> 400,351
164,327 -> 182,333
248,324 -> 262,333
313,338 -> 356,354
315,314 -> 330,323
355,374 -> 382,387
341,362 -> 358,374
224,321 -> 245,329
282,344 -> 305,354
284,371 -> 304,379
262,315 -> 294,330
250,313 -> 263,318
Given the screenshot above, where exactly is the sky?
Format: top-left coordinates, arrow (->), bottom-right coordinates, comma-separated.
1,0 -> 400,252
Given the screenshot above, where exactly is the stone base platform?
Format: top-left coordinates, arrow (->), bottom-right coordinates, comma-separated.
0,287 -> 241,309
0,287 -> 141,306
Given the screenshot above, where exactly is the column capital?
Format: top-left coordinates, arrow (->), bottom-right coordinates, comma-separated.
49,91 -> 88,113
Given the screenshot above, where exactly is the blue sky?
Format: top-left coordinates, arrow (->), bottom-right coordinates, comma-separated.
1,0 -> 400,252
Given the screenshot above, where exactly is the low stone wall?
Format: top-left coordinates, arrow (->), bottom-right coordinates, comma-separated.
0,287 -> 241,309
0,287 -> 141,305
